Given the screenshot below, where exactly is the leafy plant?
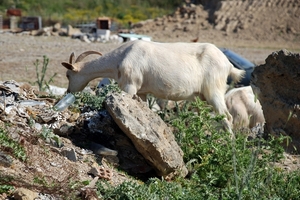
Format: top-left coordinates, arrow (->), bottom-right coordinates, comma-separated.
95,97 -> 300,199
171,97 -> 298,199
33,176 -> 48,186
40,125 -> 62,147
0,183 -> 14,194
33,55 -> 57,92
97,178 -> 187,200
0,127 -> 27,161
73,81 -> 121,111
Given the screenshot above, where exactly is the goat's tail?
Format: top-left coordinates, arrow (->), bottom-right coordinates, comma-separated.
229,64 -> 246,83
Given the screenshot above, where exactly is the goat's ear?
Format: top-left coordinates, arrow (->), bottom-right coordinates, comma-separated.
61,62 -> 78,71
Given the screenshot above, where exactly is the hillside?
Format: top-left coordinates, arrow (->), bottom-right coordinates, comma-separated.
132,0 -> 300,49
1,1 -> 300,199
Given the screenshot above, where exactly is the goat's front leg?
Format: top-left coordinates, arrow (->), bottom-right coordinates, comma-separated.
205,92 -> 234,135
123,84 -> 148,103
123,84 -> 137,96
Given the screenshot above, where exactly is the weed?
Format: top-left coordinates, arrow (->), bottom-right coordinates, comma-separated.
95,97 -> 300,199
33,177 -> 48,186
40,125 -> 62,147
171,97 -> 298,199
96,178 -> 187,200
0,184 -> 14,194
73,82 -> 121,111
0,127 -> 27,161
33,55 -> 57,92
146,94 -> 160,111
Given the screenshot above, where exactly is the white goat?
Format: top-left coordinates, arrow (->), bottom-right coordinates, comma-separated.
225,86 -> 265,130
61,40 -> 245,131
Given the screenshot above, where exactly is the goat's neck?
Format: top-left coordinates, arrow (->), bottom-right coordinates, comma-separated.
81,55 -> 119,81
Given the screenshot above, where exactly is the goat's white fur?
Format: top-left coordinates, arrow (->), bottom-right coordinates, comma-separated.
62,40 -> 245,130
225,86 -> 265,129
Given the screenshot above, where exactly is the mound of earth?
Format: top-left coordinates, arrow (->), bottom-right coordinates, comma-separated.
132,0 -> 300,48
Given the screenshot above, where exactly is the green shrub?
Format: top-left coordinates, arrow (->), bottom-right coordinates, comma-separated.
97,178 -> 187,200
0,127 -> 27,162
95,97 -> 300,199
0,183 -> 14,195
171,97 -> 298,199
1,0 -> 180,27
73,81 -> 121,111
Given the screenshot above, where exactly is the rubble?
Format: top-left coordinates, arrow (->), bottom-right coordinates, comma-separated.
0,80 -> 140,198
0,80 -> 188,193
131,0 -> 300,44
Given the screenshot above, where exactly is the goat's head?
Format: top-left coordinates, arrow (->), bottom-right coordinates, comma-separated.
61,51 -> 102,93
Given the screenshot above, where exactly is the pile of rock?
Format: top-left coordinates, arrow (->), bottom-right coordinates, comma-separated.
131,0 -> 300,43
0,80 -> 188,179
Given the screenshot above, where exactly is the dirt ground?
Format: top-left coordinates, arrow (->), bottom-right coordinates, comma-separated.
0,31 -> 298,90
1,0 -> 300,88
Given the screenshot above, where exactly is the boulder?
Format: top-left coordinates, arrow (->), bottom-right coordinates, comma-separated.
251,49 -> 300,152
105,92 -> 188,177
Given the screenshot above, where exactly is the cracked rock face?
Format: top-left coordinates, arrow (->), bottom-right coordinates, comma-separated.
105,92 -> 188,177
251,49 -> 300,153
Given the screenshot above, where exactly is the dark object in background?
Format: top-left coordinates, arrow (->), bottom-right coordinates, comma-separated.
220,48 -> 256,86
20,16 -> 42,31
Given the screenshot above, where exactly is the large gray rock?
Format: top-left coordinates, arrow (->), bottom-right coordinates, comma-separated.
105,92 -> 188,177
251,49 -> 300,152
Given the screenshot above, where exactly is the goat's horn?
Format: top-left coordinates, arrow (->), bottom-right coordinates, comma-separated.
75,51 -> 102,63
69,52 -> 75,64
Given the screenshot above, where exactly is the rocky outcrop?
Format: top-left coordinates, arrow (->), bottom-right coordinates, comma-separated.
251,49 -> 300,152
105,92 -> 188,177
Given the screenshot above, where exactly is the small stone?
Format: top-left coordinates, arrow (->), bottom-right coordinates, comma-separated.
13,188 -> 38,200
0,151 -> 13,167
89,142 -> 118,156
61,148 -> 77,162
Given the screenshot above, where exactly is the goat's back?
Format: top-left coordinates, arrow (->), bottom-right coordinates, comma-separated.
118,40 -> 238,101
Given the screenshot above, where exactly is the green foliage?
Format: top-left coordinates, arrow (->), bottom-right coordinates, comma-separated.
73,82 -> 121,111
96,97 -> 300,199
171,97 -> 298,199
40,125 -> 62,147
33,55 -> 57,92
0,0 -> 182,27
96,178 -> 186,200
0,126 -> 27,161
33,176 -> 48,186
0,183 -> 14,194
